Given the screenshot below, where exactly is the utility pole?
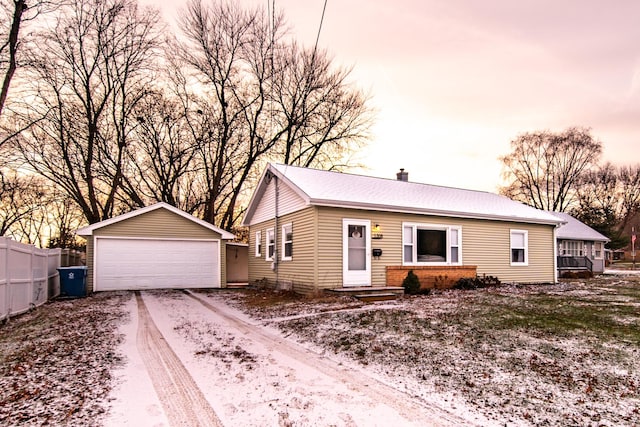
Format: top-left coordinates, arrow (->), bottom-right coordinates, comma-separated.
632,226 -> 636,270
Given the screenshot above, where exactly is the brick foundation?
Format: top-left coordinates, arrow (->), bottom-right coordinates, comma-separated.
386,265 -> 478,289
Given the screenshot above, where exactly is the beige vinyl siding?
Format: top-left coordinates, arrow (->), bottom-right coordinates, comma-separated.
248,207 -> 317,293
461,220 -> 555,282
248,222 -> 275,281
316,208 -> 556,286
250,176 -> 307,225
248,206 -> 556,292
85,208 -> 225,293
314,207 -> 343,289
276,208 -> 317,293
92,209 -> 222,238
316,207 -> 403,288
86,239 -> 95,293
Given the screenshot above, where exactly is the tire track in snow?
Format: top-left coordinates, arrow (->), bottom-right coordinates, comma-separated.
135,292 -> 223,427
185,290 -> 477,427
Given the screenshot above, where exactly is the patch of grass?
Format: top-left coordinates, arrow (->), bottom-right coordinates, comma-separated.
473,289 -> 640,344
272,278 -> 640,426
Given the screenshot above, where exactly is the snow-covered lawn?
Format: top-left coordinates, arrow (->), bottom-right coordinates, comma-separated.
215,275 -> 640,426
0,292 -> 129,425
1,274 -> 639,426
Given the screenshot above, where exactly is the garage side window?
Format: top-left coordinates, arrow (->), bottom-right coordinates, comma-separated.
281,223 -> 293,261
510,229 -> 528,266
255,231 -> 261,257
266,228 -> 275,261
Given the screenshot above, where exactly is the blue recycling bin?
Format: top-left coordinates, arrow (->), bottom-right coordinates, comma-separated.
57,266 -> 87,297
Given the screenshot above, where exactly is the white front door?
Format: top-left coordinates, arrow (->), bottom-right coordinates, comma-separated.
342,219 -> 371,287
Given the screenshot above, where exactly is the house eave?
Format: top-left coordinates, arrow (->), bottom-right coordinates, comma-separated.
241,163 -> 312,226
309,199 -> 563,226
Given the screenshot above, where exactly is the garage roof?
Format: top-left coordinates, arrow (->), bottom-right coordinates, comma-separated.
76,202 -> 235,239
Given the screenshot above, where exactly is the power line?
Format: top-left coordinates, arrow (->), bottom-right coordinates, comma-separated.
312,0 -> 328,60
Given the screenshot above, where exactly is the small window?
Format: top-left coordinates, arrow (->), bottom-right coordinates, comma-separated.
403,226 -> 413,263
281,223 -> 293,261
255,231 -> 262,257
510,230 -> 528,266
266,228 -> 275,261
450,228 -> 460,263
594,242 -> 603,259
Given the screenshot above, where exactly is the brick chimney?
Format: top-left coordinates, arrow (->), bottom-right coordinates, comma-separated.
396,168 -> 408,182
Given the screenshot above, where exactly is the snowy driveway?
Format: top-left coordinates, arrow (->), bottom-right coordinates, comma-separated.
105,290 -> 472,427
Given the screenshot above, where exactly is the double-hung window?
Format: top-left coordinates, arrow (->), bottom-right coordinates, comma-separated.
594,242 -> 603,259
561,241 -> 583,257
281,223 -> 293,261
266,228 -> 275,261
255,231 -> 262,257
402,223 -> 462,265
510,229 -> 528,265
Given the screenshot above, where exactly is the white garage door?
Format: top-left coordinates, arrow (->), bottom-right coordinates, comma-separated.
95,238 -> 220,291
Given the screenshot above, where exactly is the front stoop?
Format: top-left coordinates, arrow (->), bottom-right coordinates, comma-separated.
353,293 -> 398,302
226,283 -> 249,289
327,286 -> 404,302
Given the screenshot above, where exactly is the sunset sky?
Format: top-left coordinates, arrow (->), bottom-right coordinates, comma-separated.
154,0 -> 640,192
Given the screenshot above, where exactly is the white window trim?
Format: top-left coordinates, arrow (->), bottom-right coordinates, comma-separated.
265,228 -> 275,261
401,222 -> 463,266
510,229 -> 528,266
281,223 -> 293,261
594,241 -> 603,259
255,230 -> 262,257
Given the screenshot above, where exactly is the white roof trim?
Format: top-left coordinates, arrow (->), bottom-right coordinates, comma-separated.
309,199 -> 563,225
76,202 -> 235,239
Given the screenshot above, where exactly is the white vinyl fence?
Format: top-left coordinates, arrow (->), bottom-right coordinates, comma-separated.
0,237 -> 83,320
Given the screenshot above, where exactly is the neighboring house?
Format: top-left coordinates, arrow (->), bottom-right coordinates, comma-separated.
242,164 -> 564,294
77,202 -> 235,292
550,211 -> 610,274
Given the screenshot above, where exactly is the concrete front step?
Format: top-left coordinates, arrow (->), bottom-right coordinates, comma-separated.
353,293 -> 398,302
327,286 -> 404,302
226,283 -> 249,289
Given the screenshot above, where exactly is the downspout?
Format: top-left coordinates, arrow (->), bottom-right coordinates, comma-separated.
273,173 -> 279,285
553,223 -> 559,283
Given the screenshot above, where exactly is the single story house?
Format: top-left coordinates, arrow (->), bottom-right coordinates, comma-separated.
77,202 -> 235,292
549,211 -> 610,274
242,164 -> 565,294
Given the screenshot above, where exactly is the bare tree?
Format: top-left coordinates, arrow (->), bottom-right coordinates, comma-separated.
46,191 -> 86,248
0,0 -> 27,116
272,43 -> 370,169
0,0 -> 61,117
177,0 -> 273,227
572,163 -> 640,249
0,170 -> 46,240
177,0 -> 373,229
499,127 -> 602,211
617,164 -> 640,228
118,89 -> 203,213
9,0 -> 162,224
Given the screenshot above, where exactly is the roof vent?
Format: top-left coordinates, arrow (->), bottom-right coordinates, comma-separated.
396,168 -> 408,182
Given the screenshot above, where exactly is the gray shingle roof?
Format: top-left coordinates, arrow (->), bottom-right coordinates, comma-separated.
549,211 -> 610,242
266,164 -> 563,225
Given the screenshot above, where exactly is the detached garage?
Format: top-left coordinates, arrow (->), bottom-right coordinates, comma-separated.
76,203 -> 235,292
